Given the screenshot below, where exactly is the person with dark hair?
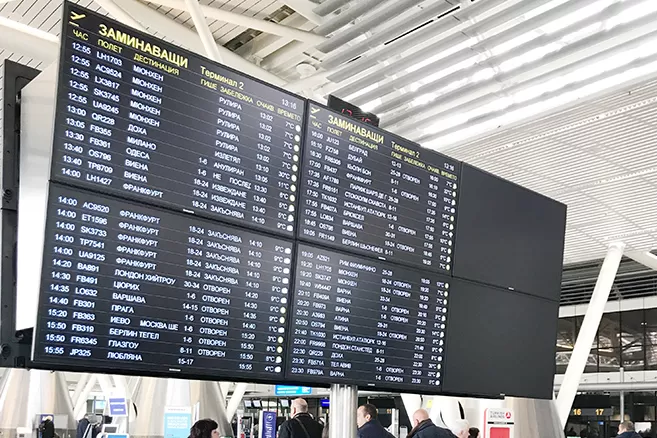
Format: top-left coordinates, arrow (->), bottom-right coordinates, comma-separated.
39,417 -> 57,438
356,404 -> 395,438
279,398 -> 323,438
468,427 -> 479,438
406,409 -> 456,438
618,421 -> 641,438
189,419 -> 219,438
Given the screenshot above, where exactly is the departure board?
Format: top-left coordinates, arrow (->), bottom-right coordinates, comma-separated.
51,2 -> 304,237
32,184 -> 293,381
286,244 -> 450,391
298,103 -> 460,272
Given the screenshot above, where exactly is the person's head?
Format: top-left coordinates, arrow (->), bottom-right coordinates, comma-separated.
452,420 -> 470,438
619,421 -> 635,433
411,409 -> 430,428
189,419 -> 219,438
468,427 -> 480,438
356,404 -> 378,428
291,398 -> 309,417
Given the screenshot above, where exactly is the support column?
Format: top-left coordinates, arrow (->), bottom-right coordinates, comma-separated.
225,382 -> 248,421
556,241 -> 625,425
329,384 -> 358,438
184,0 -> 223,62
620,391 -> 625,421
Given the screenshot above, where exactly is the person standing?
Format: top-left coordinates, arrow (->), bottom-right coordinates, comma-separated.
278,398 -> 323,438
189,419 -> 220,438
356,404 -> 395,438
617,421 -> 641,438
406,409 -> 456,438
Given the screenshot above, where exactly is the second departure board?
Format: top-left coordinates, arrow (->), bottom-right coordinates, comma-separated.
32,183 -> 293,381
298,103 -> 460,273
51,3 -> 304,237
286,244 -> 450,392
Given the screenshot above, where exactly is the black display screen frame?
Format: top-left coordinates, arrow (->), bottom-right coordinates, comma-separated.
282,242 -> 454,395
296,101 -> 461,275
31,182 -> 299,384
49,1 -> 307,239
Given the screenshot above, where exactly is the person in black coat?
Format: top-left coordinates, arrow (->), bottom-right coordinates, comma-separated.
39,417 -> 57,438
278,398 -> 323,438
406,409 -> 456,438
356,404 -> 395,438
617,421 -> 641,438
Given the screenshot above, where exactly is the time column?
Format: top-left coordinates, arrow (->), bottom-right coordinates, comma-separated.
59,35 -> 123,186
42,193 -> 105,358
59,38 -> 96,184
243,237 -> 291,375
299,126 -> 332,240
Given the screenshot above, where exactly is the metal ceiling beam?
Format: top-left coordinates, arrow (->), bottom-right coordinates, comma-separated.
111,0 -> 286,85
184,0 -> 224,62
283,0 -> 457,92
315,0 -> 419,53
390,23 -> 657,135
320,0 -> 456,69
324,0 -> 518,88
359,0 -> 603,111
279,0 -> 325,25
262,0 -> 383,72
314,0 -> 391,39
92,0 -> 147,31
422,52 -> 657,149
626,251 -> 657,271
143,0 -> 326,44
236,13 -> 315,60
313,0 -> 352,16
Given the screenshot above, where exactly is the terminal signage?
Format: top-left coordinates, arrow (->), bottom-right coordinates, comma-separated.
274,385 -> 312,396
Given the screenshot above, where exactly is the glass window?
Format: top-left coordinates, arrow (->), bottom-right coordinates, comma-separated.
621,310 -> 645,370
645,309 -> 657,370
599,312 -> 621,349
556,318 -> 578,373
622,342 -> 645,370
584,350 -> 599,373
598,347 -> 620,372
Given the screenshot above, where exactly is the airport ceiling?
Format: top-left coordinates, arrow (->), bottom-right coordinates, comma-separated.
1,0 -> 657,264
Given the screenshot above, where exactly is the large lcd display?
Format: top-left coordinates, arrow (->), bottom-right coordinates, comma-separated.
32,183 -> 293,381
51,2 -> 304,237
297,103 -> 460,273
286,244 -> 450,392
452,164 -> 567,301
442,279 -> 559,399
